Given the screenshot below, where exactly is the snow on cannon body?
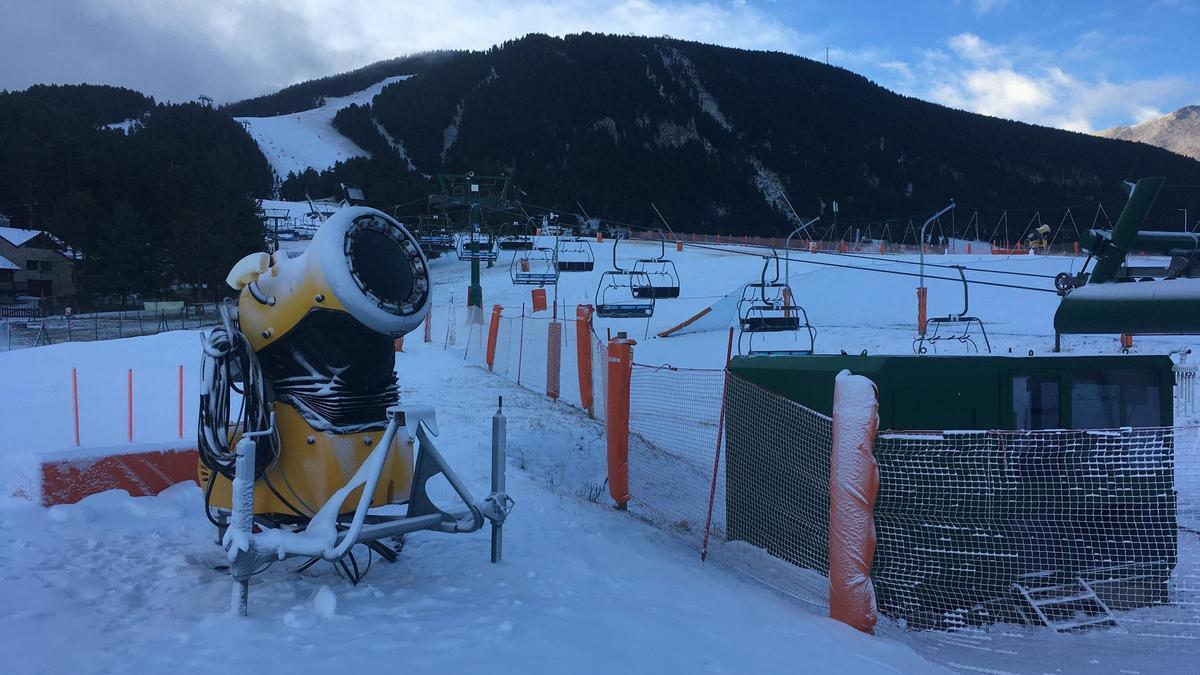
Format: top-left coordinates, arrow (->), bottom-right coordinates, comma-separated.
197,207 -> 512,615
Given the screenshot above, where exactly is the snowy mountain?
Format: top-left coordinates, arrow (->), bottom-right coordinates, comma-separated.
255,33 -> 1200,236
1097,105 -> 1200,160
235,75 -> 410,179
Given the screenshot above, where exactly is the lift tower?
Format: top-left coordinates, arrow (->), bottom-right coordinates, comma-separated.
432,173 -> 513,310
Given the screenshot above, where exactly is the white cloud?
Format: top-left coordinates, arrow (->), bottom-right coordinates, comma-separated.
884,32 -> 1199,132
0,0 -> 815,103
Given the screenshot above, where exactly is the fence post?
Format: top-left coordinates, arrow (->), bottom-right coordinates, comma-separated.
72,367 -> 80,446
605,336 -> 635,509
916,287 -> 928,336
546,320 -> 562,399
486,304 -> 503,370
127,368 -> 134,443
829,370 -> 880,635
700,327 -> 735,561
517,304 -> 526,386
424,305 -> 433,343
576,304 -> 595,415
178,364 -> 184,439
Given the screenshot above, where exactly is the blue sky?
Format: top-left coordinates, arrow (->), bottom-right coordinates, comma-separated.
1,0 -> 1197,132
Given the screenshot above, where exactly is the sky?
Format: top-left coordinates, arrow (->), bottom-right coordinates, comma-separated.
1,0 -> 1197,132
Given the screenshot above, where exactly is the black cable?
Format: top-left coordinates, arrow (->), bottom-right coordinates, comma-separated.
682,241 -> 1058,294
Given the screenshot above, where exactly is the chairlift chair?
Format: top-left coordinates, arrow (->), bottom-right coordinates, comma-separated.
499,220 -> 536,250
510,247 -> 559,286
457,231 -> 498,262
736,255 -> 817,356
914,265 -> 992,354
594,236 -> 654,319
556,237 -> 595,272
632,232 -> 681,299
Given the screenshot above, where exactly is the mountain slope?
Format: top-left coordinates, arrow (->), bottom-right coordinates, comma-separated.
276,33 -> 1200,237
1097,105 -> 1200,161
235,75 -> 411,179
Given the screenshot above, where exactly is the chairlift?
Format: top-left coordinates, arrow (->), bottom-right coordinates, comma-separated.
556,237 -> 595,272
499,220 -> 536,250
632,232 -> 681,299
457,231 -> 498,262
736,254 -> 816,356
595,236 -> 655,319
511,247 -> 559,286
914,265 -> 992,354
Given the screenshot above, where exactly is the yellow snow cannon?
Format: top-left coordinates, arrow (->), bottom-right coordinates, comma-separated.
197,207 -> 512,615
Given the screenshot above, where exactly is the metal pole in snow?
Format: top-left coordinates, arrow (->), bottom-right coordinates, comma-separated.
127,369 -> 133,443
491,396 -> 507,563
177,365 -> 184,439
72,367 -> 80,446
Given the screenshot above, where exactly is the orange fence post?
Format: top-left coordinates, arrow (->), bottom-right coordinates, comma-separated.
546,321 -> 562,399
879,241 -> 885,255
1121,333 -> 1134,349
838,240 -> 847,253
829,371 -> 880,634
1074,241 -> 1081,256
531,288 -> 547,312
676,241 -> 683,252
71,367 -> 80,447
605,336 -> 635,509
967,242 -> 972,254
177,364 -> 184,439
393,336 -> 404,352
597,232 -> 604,243
127,368 -> 134,443
916,287 -> 928,336
424,306 -> 433,343
575,305 -> 595,415
485,304 -> 503,370
517,304 -> 526,385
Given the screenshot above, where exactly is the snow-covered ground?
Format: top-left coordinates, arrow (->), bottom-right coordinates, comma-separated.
236,76 -> 409,179
2,237 -> 1197,674
0,330 -> 944,675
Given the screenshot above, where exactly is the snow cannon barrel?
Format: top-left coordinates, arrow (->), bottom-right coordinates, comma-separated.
205,207 -> 431,515
233,207 -> 431,352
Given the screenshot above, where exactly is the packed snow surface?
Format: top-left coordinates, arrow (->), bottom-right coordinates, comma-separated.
236,76 -> 409,179
3,237 -> 1197,674
0,333 -> 943,674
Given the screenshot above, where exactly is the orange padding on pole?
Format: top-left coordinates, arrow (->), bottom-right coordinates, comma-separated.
575,305 -> 595,413
424,307 -> 433,343
485,304 -> 503,370
829,370 -> 880,634
546,321 -> 562,399
531,288 -> 548,312
605,338 -> 635,508
916,286 -> 928,336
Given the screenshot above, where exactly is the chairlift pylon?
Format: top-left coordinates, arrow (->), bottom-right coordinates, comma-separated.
595,235 -> 654,319
736,253 -> 816,356
632,231 -> 681,299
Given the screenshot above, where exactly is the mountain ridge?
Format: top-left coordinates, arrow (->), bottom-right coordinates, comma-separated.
1097,105 -> 1200,161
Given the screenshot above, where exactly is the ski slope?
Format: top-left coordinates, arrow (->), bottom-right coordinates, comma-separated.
236,76 -> 409,179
